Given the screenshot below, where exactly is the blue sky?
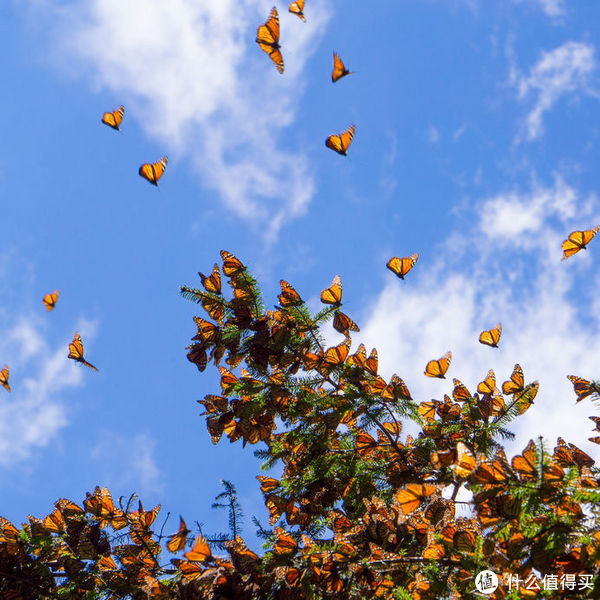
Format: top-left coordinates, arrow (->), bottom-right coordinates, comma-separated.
1,0 -> 600,547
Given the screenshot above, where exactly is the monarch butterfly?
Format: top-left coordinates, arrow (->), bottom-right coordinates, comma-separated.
479,323 -> 502,348
553,437 -> 594,469
0,365 -> 10,392
502,364 -> 524,395
386,253 -> 418,279
477,369 -> 497,396
396,483 -> 438,515
68,332 -> 98,372
289,0 -> 305,21
273,528 -> 298,555
424,351 -> 451,378
332,52 -> 352,83
567,375 -> 595,403
139,156 -> 168,186
325,124 -> 355,156
43,289 -> 59,311
452,378 -> 472,403
167,516 -> 191,553
278,280 -> 302,307
324,338 -> 351,366
511,440 -> 537,481
454,442 -> 477,478
256,7 -> 284,74
220,250 -> 246,276
320,275 -> 342,305
198,264 -> 222,294
333,311 -> 359,334
101,105 -> 124,130
562,226 -> 599,260
184,535 -> 212,563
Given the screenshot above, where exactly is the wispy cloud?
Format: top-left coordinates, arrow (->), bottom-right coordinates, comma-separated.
353,175 -> 600,455
91,432 -> 163,495
512,41 -> 597,142
535,0 -> 566,17
0,317 -> 97,467
33,0 -> 331,241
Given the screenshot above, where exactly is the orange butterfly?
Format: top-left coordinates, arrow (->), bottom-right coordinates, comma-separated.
198,264 -> 222,294
43,289 -> 59,311
68,332 -> 98,372
101,105 -> 124,130
562,226 -> 599,260
502,364 -> 524,395
567,375 -> 595,403
396,483 -> 438,514
479,323 -> 502,348
386,253 -> 418,279
0,365 -> 10,392
289,0 -> 305,22
332,52 -> 352,82
320,275 -> 342,305
325,124 -> 355,156
333,311 -> 359,334
424,351 -> 452,378
184,535 -> 212,563
139,156 -> 168,186
167,516 -> 191,553
256,7 -> 284,74
220,250 -> 245,276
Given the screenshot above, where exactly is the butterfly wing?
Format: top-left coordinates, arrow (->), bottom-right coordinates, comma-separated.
0,365 -> 10,392
139,156 -> 168,185
256,8 -> 284,73
289,0 -> 305,21
562,226 -> 599,260
386,253 -> 418,279
478,323 -> 502,347
325,124 -> 355,155
68,332 -> 98,372
101,106 -> 124,130
43,289 -> 59,311
424,351 -> 451,378
332,52 -> 350,82
320,275 -> 342,305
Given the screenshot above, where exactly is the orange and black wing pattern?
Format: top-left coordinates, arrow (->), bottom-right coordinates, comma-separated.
562,226 -> 599,260
139,156 -> 168,186
68,332 -> 98,372
325,124 -> 355,156
0,365 -> 10,392
332,52 -> 351,82
43,289 -> 59,311
289,0 -> 305,22
386,254 -> 418,279
256,7 -> 284,74
424,351 -> 452,379
479,323 -> 502,348
101,105 -> 124,130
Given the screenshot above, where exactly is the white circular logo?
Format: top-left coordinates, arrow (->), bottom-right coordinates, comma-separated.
475,570 -> 499,594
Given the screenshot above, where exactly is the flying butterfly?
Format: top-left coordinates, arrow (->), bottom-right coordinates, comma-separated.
562,226 -> 599,260
139,156 -> 168,186
0,365 -> 10,392
101,105 -> 124,130
184,535 -> 212,563
43,289 -> 59,311
333,311 -> 359,335
567,375 -> 596,403
502,364 -> 524,396
479,323 -> 502,348
167,516 -> 191,553
320,275 -> 342,305
332,52 -> 352,83
198,264 -> 222,295
289,0 -> 305,21
424,351 -> 452,379
386,253 -> 418,280
325,124 -> 355,156
256,7 -> 284,74
68,332 -> 98,372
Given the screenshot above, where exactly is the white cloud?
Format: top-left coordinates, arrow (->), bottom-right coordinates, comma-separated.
428,125 -> 440,144
353,176 -> 600,457
0,320 -> 97,466
91,432 -> 163,495
535,0 -> 565,17
513,41 -> 597,142
34,0 -> 331,241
